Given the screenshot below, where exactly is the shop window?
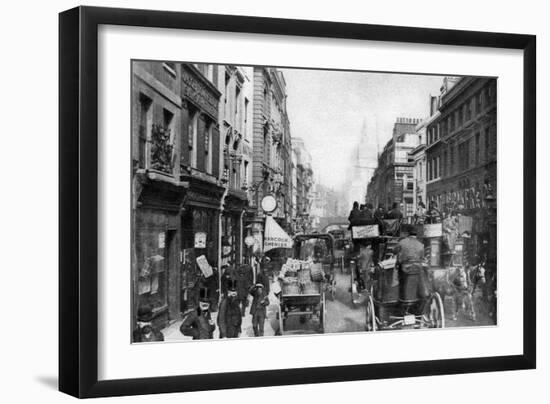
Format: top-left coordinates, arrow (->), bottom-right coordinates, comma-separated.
136,230 -> 169,312
205,122 -> 213,174
458,140 -> 471,172
188,110 -> 199,168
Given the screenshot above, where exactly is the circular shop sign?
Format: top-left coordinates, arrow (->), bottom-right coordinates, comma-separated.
260,194 -> 277,213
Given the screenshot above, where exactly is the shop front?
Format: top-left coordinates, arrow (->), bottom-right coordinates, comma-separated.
132,172 -> 186,331
179,177 -> 224,313
222,190 -> 248,266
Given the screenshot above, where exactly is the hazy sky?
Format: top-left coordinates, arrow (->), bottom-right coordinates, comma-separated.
280,68 -> 445,190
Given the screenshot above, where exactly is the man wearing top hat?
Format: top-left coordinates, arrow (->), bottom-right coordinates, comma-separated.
217,279 -> 242,338
133,305 -> 164,342
179,287 -> 216,340
249,282 -> 270,337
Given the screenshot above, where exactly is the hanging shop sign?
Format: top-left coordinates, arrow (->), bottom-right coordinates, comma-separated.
194,232 -> 207,249
260,194 -> 277,213
196,255 -> 213,278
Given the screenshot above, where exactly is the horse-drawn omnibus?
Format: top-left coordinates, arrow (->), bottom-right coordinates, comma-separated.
350,220 -> 446,331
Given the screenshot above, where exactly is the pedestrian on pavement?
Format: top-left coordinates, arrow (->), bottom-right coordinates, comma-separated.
179,288 -> 216,340
133,304 -> 164,342
217,279 -> 242,338
256,265 -> 271,294
249,283 -> 270,337
235,264 -> 253,316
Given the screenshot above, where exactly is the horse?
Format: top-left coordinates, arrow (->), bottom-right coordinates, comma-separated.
469,258 -> 497,319
431,265 -> 476,322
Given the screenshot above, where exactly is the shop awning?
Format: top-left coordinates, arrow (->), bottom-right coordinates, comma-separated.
264,215 -> 293,252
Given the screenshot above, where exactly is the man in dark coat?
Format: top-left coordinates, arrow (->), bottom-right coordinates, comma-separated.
348,201 -> 361,229
249,283 -> 270,337
180,288 -> 215,340
133,305 -> 164,342
235,265 -> 253,316
386,202 -> 404,219
393,225 -> 429,300
255,266 -> 271,294
217,280 -> 242,338
374,204 -> 386,221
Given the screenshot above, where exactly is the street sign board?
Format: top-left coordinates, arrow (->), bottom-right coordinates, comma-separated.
351,224 -> 380,239
423,223 -> 443,238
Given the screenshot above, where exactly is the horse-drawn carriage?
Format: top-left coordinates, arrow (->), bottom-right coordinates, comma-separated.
276,234 -> 335,334
322,223 -> 353,273
350,219 -> 446,331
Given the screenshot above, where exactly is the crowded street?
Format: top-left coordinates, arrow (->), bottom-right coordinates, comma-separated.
131,61 -> 497,343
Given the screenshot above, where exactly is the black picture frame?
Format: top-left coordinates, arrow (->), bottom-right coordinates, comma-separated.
59,6 -> 536,398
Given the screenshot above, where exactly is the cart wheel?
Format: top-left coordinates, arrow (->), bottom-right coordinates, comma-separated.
278,305 -> 284,335
425,292 -> 445,328
365,295 -> 376,332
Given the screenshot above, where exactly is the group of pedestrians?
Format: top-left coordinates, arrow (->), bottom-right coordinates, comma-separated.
179,265 -> 271,340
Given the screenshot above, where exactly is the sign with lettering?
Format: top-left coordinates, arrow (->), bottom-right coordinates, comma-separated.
196,255 -> 213,278
194,232 -> 207,249
423,223 -> 443,238
351,225 -> 380,239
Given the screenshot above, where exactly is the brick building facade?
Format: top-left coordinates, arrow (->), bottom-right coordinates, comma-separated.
425,77 -> 497,213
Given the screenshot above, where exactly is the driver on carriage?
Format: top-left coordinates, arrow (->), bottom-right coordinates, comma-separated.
393,224 -> 429,302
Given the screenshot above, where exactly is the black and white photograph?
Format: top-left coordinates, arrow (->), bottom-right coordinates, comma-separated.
131,61 -> 497,343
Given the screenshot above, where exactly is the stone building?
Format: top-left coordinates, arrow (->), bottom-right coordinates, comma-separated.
366,118 -> 421,217
248,67 -> 293,239
132,61 -> 256,331
215,65 -> 254,266
410,95 -> 442,213
292,137 -> 314,233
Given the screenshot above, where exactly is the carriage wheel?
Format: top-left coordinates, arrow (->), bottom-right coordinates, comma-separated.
350,261 -> 356,306
425,292 -> 445,328
365,295 -> 376,331
318,293 -> 326,333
